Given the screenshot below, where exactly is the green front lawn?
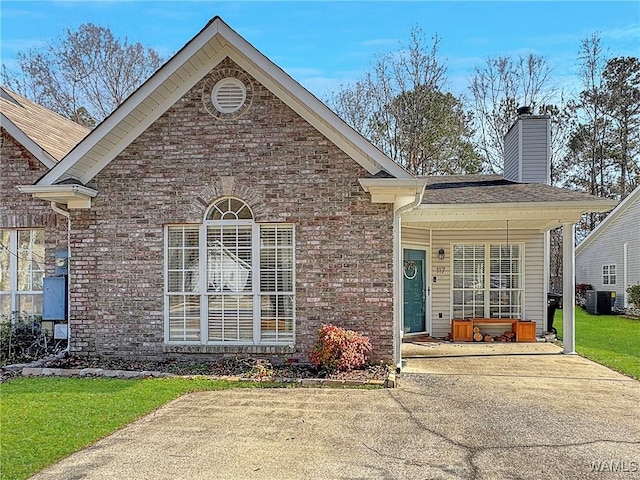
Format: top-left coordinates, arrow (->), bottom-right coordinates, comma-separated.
0,377 -> 260,480
555,307 -> 640,380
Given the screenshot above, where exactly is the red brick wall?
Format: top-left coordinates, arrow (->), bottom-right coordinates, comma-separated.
69,59 -> 395,362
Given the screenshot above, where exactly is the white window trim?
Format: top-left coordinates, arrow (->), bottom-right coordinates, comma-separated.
0,228 -> 45,322
602,264 -> 616,286
163,220 -> 295,346
450,242 -> 525,319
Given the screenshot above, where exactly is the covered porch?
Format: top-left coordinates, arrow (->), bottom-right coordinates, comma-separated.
360,176 -> 617,370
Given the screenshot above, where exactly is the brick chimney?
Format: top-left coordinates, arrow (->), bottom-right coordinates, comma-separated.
503,107 -> 551,185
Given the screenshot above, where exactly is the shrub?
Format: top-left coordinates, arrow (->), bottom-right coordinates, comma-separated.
0,313 -> 66,366
576,283 -> 593,307
627,285 -> 640,308
308,324 -> 372,372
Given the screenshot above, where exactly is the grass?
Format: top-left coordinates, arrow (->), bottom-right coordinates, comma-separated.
0,377 -> 262,480
554,307 -> 640,380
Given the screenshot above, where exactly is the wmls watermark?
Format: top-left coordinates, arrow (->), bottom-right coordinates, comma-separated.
589,460 -> 638,473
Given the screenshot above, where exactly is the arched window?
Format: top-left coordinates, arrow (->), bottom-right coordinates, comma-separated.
165,197 -> 294,346
206,197 -> 253,220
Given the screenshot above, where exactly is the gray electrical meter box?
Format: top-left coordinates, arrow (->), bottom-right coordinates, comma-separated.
43,276 -> 68,321
54,249 -> 69,276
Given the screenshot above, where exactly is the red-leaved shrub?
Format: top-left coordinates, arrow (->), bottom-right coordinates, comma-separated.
308,324 -> 372,372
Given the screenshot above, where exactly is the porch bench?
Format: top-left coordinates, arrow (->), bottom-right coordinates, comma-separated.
451,318 -> 536,343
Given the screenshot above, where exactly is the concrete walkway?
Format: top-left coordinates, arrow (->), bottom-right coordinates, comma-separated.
30,354 -> 640,480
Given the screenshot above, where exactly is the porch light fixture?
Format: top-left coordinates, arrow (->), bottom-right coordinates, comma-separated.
438,248 -> 445,260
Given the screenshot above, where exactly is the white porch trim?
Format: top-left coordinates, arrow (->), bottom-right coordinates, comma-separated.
562,222 -> 576,354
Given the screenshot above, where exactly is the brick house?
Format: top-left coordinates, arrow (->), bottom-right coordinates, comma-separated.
13,18 -> 616,368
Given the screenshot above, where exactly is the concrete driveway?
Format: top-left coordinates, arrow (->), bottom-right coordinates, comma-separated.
31,354 -> 640,480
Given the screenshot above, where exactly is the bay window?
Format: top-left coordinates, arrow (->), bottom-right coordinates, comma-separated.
165,198 -> 294,344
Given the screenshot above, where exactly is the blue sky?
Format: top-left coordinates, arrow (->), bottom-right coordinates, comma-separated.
1,1 -> 639,99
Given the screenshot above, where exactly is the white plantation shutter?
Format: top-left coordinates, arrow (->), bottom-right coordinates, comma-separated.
165,198 -> 294,345
452,243 -> 523,319
489,244 -> 522,318
166,226 -> 200,341
259,225 -> 294,342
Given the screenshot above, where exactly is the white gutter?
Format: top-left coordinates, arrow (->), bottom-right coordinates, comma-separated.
50,202 -> 72,354
392,180 -> 427,371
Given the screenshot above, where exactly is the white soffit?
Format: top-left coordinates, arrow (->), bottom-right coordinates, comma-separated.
37,17 -> 411,187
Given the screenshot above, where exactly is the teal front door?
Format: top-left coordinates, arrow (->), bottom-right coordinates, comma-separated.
403,248 -> 426,333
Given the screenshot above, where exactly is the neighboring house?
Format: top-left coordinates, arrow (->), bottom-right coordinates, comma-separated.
15,17 -> 616,367
576,186 -> 640,308
0,86 -> 89,328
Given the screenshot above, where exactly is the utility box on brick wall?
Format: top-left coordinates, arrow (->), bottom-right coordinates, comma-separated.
43,276 -> 67,321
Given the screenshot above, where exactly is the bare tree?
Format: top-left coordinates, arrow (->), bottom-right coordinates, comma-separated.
603,56 -> 640,198
2,23 -> 164,128
330,27 -> 482,175
469,54 -> 554,172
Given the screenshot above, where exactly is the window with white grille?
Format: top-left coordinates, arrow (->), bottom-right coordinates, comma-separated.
165,198 -> 295,344
0,229 -> 45,322
602,264 -> 616,285
452,243 -> 523,319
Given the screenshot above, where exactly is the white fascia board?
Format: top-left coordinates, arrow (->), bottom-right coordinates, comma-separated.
37,20 -> 226,186
17,184 -> 98,209
576,188 -> 637,255
1,113 -> 57,169
403,200 -> 618,224
358,178 -> 423,203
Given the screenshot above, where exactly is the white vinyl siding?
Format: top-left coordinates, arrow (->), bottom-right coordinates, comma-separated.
164,198 -> 294,345
576,190 -> 640,308
0,229 -> 45,321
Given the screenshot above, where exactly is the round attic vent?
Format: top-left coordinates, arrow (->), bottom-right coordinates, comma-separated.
211,78 -> 247,114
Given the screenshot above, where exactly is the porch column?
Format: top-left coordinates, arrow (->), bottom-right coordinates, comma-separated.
562,222 -> 576,354
393,212 -> 403,371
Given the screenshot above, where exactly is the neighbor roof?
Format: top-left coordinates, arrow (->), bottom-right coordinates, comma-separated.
420,175 -> 607,205
35,16 -> 411,187
0,86 -> 89,168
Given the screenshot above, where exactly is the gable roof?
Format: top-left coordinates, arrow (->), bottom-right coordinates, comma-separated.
576,185 -> 640,255
36,16 -> 411,187
0,86 -> 89,168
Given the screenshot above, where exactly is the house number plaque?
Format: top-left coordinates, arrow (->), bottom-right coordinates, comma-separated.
436,267 -> 446,275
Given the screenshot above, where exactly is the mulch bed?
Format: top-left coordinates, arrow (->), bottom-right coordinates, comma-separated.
20,355 -> 390,382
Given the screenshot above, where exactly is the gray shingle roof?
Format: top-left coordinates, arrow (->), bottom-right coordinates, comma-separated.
420,175 -> 604,204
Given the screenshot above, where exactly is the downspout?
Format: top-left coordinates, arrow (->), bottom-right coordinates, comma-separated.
50,202 -> 71,353
392,180 -> 428,372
